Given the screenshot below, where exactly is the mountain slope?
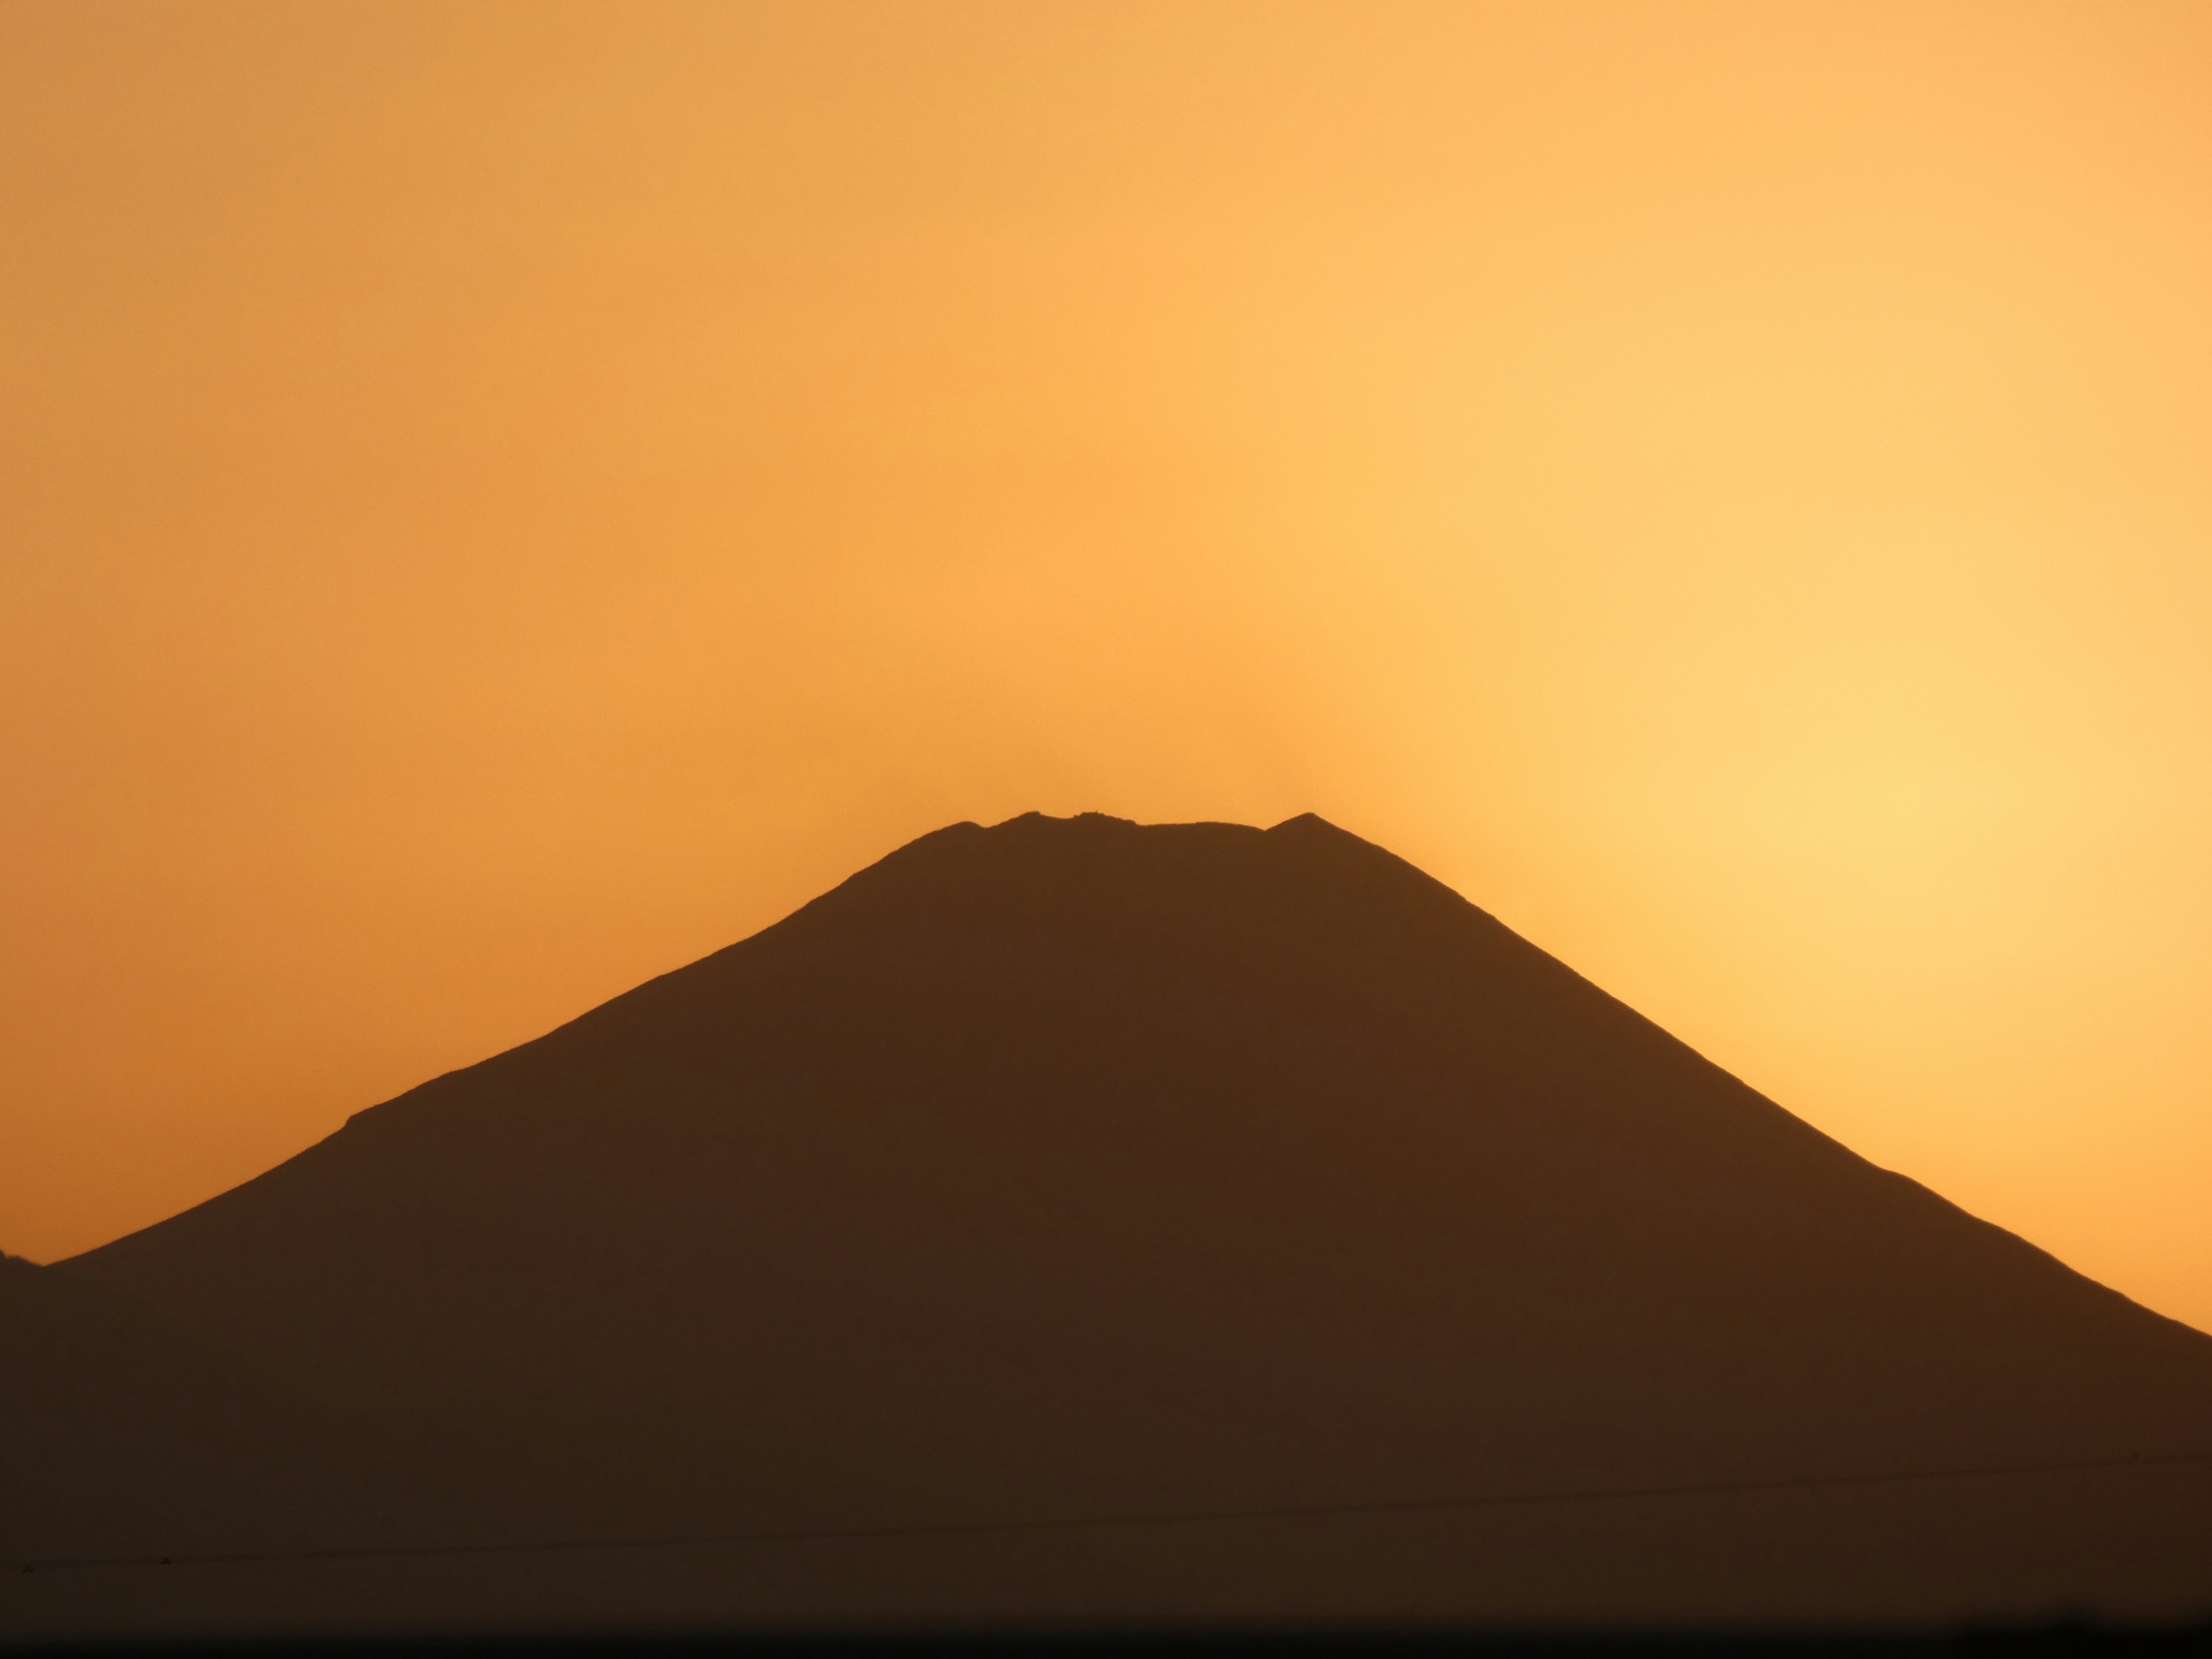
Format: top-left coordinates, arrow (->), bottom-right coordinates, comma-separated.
39,812 -> 2212,1626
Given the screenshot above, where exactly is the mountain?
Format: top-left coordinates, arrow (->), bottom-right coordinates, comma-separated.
13,813 -> 2212,1634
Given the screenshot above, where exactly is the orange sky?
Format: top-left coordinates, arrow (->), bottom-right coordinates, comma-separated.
4,1 -> 2210,1331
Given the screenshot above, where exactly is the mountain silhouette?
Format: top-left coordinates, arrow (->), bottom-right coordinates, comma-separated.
12,813 -> 2211,1634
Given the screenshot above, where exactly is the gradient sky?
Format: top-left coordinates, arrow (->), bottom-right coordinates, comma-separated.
5,2 -> 2209,1331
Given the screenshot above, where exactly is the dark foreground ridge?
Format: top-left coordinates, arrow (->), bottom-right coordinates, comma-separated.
6,813 -> 2210,1640
6,1635 -> 2212,1659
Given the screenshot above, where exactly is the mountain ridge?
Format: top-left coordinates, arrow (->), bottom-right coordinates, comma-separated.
162,810 -> 2193,1347
16,810 -> 2211,1633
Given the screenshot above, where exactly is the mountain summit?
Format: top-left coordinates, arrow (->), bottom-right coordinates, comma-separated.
19,813 -> 2212,1632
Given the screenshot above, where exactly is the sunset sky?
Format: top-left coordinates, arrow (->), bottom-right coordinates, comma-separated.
4,2 -> 2209,1331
